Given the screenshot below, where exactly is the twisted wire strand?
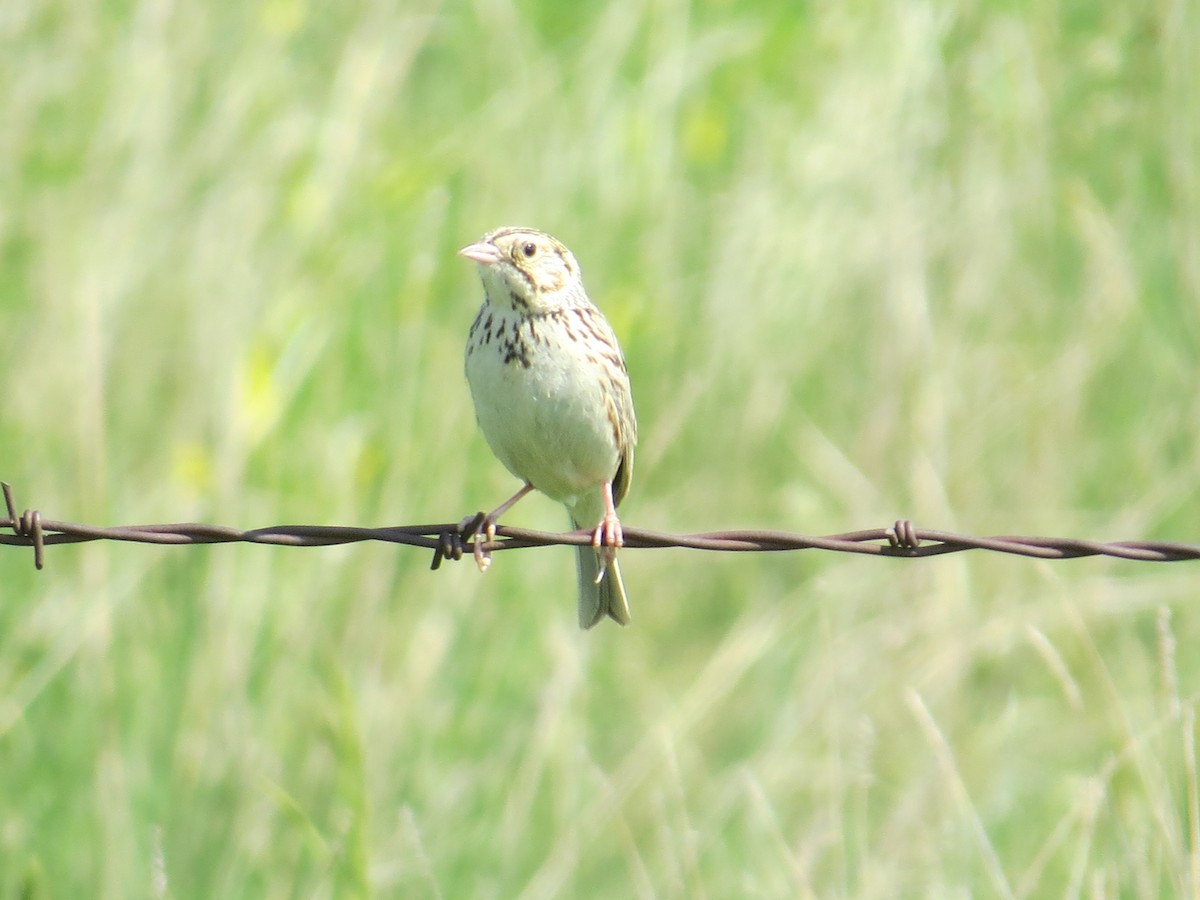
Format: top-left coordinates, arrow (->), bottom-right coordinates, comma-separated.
4,482 -> 1197,572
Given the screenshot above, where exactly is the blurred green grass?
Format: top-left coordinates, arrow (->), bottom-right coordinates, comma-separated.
2,0 -> 1199,895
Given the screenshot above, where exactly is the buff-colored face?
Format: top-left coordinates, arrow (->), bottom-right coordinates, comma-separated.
459,227 -> 581,312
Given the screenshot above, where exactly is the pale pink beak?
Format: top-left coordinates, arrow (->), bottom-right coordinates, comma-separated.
458,242 -> 503,266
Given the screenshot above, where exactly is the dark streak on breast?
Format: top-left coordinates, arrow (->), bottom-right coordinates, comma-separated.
501,335 -> 532,368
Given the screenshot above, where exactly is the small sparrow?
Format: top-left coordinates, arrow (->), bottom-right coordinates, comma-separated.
460,227 -> 637,628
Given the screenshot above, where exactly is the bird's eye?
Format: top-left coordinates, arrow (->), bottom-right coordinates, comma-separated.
521,242 -> 537,258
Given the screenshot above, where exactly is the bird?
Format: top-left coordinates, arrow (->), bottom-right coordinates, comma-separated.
459,226 -> 637,628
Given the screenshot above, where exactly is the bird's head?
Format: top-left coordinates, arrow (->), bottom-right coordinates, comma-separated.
459,227 -> 583,313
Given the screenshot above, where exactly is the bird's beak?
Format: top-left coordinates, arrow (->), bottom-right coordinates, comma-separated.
458,242 -> 503,266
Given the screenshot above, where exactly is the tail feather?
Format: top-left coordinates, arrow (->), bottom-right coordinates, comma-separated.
574,533 -> 631,629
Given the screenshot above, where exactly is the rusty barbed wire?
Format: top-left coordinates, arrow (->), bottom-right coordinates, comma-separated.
3,481 -> 1199,573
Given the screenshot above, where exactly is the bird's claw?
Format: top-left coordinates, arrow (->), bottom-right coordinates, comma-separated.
442,512 -> 496,573
456,511 -> 498,573
591,512 -> 623,584
476,518 -> 498,573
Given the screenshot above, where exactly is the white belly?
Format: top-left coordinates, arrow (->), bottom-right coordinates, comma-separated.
466,310 -> 620,506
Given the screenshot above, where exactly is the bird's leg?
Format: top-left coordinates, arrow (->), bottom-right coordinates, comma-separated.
591,480 -> 623,583
464,481 -> 535,572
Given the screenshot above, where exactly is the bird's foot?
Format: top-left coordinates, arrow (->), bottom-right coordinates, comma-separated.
591,510 -> 623,584
431,512 -> 499,573
458,511 -> 499,573
447,483 -> 536,574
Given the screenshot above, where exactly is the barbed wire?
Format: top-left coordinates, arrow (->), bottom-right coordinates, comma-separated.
2,482 -> 1198,574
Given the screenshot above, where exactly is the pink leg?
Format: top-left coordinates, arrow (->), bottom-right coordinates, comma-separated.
590,480 -> 623,583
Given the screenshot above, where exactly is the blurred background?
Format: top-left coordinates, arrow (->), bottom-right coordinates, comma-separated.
2,0 -> 1199,895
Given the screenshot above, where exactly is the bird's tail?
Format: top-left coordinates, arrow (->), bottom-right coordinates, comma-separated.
573,521 -> 631,629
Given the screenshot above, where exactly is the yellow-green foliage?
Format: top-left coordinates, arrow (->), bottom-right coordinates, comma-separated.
2,0 -> 1198,896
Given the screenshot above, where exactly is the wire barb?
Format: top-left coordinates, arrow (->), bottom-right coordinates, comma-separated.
3,482 -> 45,570
887,519 -> 920,551
2,482 -> 1199,570
430,515 -> 478,571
